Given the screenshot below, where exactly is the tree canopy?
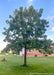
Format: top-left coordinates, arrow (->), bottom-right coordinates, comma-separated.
3,6 -> 52,66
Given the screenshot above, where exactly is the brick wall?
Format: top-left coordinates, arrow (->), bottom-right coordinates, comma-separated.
26,49 -> 45,57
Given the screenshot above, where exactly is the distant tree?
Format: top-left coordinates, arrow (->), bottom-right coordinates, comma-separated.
3,6 -> 50,66
42,38 -> 53,54
52,43 -> 54,46
2,43 -> 22,54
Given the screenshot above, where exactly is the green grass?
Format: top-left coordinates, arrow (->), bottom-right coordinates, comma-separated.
0,54 -> 54,75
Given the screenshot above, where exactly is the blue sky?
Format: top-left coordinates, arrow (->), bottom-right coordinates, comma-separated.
0,0 -> 54,49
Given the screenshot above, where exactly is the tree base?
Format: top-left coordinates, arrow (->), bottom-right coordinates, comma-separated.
20,64 -> 28,67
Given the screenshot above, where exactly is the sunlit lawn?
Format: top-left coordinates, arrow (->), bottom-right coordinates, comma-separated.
0,54 -> 54,75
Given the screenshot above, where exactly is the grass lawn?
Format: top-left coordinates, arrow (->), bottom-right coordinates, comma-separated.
0,54 -> 54,75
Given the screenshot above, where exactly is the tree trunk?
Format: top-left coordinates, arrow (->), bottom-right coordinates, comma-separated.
24,45 -> 27,66
18,50 -> 20,55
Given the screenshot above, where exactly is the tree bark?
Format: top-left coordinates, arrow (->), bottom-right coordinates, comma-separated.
18,50 -> 20,55
24,45 -> 27,66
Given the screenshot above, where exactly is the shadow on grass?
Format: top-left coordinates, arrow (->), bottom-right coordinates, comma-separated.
20,64 -> 28,67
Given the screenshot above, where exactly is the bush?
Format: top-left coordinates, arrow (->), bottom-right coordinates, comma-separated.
43,52 -> 45,54
45,54 -> 48,57
35,55 -> 37,57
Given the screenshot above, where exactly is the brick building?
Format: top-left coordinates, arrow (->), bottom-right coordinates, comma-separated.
19,47 -> 54,57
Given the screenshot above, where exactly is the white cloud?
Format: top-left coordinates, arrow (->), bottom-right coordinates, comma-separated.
46,15 -> 54,21
27,0 -> 34,6
0,41 -> 7,50
50,27 -> 54,31
29,0 -> 33,1
46,15 -> 54,31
